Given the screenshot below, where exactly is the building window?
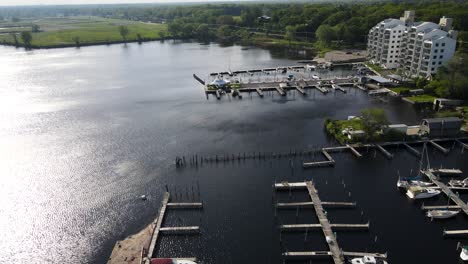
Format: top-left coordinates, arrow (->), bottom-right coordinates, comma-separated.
440,55 -> 443,59
432,62 -> 436,65
438,61 -> 442,65
442,43 -> 445,46
433,56 -> 437,59
441,49 -> 444,53
390,51 -> 393,53
435,43 -> 439,47
389,60 -> 393,63
434,49 -> 438,53
392,41 -> 395,43
391,46 -> 394,48
431,68 -> 435,71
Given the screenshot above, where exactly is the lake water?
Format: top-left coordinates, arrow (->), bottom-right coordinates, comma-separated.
0,41 -> 466,264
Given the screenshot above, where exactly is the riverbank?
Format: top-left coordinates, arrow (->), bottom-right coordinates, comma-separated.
107,222 -> 154,264
0,16 -> 168,48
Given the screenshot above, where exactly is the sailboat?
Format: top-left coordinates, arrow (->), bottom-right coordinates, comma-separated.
426,209 -> 460,219
449,177 -> 468,188
397,143 -> 433,190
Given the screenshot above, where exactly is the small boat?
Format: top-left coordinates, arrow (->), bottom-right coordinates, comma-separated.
349,255 -> 388,264
426,210 -> 460,219
406,186 -> 441,199
140,195 -> 147,201
151,259 -> 197,264
410,180 -> 433,187
312,74 -> 320,80
449,177 -> 468,187
306,64 -> 316,71
461,245 -> 468,261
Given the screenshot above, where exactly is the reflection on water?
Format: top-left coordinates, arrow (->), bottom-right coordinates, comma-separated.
0,41 -> 465,264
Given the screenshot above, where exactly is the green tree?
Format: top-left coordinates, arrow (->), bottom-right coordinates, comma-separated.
360,108 -> 389,140
20,31 -> 32,49
216,25 -> 233,42
118,25 -> 129,42
159,31 -> 166,40
10,33 -> 19,47
72,36 -> 80,47
195,24 -> 211,41
32,24 -> 40,33
136,33 -> 143,44
315,24 -> 335,45
285,25 -> 296,45
216,15 -> 234,25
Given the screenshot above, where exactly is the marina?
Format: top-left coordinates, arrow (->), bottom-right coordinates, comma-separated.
275,181 -> 387,263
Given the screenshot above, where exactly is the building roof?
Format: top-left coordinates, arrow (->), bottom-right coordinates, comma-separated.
422,117 -> 463,129
367,75 -> 392,84
387,74 -> 411,82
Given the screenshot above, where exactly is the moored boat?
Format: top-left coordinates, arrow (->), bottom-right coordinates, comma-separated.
449,177 -> 468,188
426,210 -> 460,219
461,245 -> 468,261
349,255 -> 388,264
406,186 -> 441,199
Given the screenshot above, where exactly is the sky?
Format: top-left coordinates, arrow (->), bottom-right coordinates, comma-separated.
0,0 -> 245,6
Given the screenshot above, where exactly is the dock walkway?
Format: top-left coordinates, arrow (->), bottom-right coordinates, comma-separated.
422,170 -> 468,216
306,181 -> 344,264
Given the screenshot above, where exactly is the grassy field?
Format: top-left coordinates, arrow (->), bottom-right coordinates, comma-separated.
403,94 -> 436,103
0,17 -> 168,48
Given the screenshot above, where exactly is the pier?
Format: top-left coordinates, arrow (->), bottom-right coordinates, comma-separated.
276,201 -> 356,209
275,181 -> 386,263
443,230 -> 468,237
142,192 -> 203,264
422,170 -> 468,216
403,143 -> 421,157
429,140 -> 450,154
375,144 -> 393,159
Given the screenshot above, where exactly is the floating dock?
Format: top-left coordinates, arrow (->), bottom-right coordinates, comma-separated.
443,230 -> 468,237
429,140 -> 450,154
275,181 -> 386,264
276,201 -> 356,209
375,144 -> 393,159
142,192 -> 203,264
422,170 -> 468,216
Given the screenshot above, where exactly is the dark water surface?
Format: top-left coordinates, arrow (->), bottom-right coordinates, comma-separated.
0,41 -> 466,264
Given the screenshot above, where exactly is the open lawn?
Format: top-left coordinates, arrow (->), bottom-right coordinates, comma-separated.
403,94 -> 436,104
0,16 -> 168,48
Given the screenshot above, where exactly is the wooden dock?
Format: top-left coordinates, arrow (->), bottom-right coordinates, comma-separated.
302,149 -> 335,168
305,181 -> 344,264
346,144 -> 363,158
167,202 -> 203,209
421,205 -> 461,210
146,192 -> 170,261
275,181 -> 386,263
443,230 -> 468,237
403,143 -> 421,157
276,86 -> 286,96
375,144 -> 393,159
422,170 -> 468,216
276,201 -> 356,209
256,88 -> 264,97
430,168 -> 463,176
456,139 -> 468,150
283,251 -> 386,259
280,222 -> 369,231
429,140 -> 450,154
142,192 -> 202,264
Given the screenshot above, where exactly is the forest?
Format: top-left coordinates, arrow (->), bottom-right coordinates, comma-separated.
1,1 -> 468,46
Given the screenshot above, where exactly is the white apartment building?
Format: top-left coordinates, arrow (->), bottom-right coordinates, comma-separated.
367,11 -> 458,78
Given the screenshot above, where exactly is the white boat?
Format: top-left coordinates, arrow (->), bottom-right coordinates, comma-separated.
151,259 -> 197,264
449,177 -> 468,187
406,186 -> 441,199
306,64 -> 316,71
410,180 -> 433,187
350,256 -> 388,264
461,245 -> 468,261
426,210 -> 460,219
312,74 -> 320,80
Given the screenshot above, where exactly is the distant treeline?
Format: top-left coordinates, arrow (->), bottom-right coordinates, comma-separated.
1,1 -> 468,45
